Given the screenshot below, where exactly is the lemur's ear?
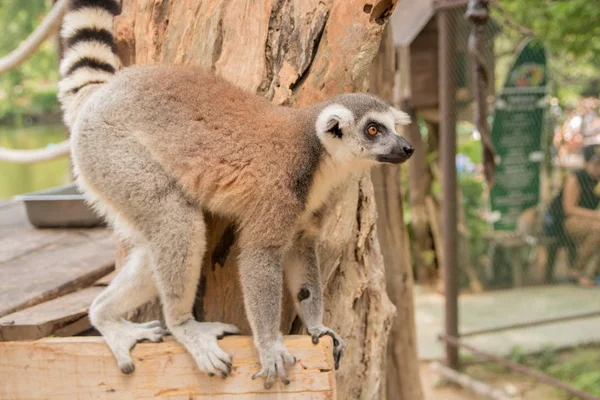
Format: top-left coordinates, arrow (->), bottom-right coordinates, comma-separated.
390,107 -> 411,125
325,117 -> 343,138
317,105 -> 354,139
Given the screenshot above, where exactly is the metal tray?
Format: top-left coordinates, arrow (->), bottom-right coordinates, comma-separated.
14,182 -> 105,228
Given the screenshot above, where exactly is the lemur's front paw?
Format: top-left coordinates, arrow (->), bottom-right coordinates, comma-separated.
308,325 -> 345,370
251,334 -> 296,389
171,321 -> 240,379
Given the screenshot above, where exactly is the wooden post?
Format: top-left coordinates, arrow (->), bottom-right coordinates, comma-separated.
370,24 -> 424,400
466,0 -> 496,187
438,8 -> 460,369
399,43 -> 437,285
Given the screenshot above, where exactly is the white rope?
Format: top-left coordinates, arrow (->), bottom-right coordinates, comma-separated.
0,0 -> 69,74
0,139 -> 70,163
0,0 -> 70,163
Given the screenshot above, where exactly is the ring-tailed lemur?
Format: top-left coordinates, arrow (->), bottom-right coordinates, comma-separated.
58,0 -> 414,389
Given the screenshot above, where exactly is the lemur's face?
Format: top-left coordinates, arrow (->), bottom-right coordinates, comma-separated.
316,96 -> 414,166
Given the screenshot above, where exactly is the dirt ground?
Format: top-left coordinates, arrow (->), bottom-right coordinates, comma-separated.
420,362 -> 477,400
420,361 -> 573,400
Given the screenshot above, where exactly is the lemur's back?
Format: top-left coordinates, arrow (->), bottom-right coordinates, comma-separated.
76,64 -> 313,215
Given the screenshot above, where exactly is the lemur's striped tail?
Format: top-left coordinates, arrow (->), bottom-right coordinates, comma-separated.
58,0 -> 121,128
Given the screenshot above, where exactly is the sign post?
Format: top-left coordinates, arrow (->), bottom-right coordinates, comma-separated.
490,38 -> 548,231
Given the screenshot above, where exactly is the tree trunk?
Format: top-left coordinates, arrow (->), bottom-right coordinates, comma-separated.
406,114 -> 436,284
395,41 -> 435,285
113,1 -> 399,398
369,25 -> 424,400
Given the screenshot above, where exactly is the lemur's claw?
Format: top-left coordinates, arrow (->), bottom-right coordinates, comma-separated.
254,335 -> 296,389
318,330 -> 340,347
251,368 -> 280,389
334,347 -> 344,370
308,325 -> 345,370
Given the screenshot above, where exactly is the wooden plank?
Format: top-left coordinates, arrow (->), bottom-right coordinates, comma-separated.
0,200 -> 114,267
0,220 -> 110,265
0,202 -> 28,239
0,234 -> 115,317
0,335 -> 336,399
0,200 -> 15,210
94,269 -> 117,286
0,286 -> 103,341
0,229 -> 71,264
52,314 -> 95,337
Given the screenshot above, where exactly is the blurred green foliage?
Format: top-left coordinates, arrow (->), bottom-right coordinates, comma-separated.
457,134 -> 488,281
506,345 -> 600,398
458,175 -> 488,269
467,345 -> 600,398
493,0 -> 600,107
546,347 -> 600,397
0,0 -> 60,120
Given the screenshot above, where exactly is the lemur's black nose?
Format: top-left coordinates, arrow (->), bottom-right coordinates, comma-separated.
403,146 -> 415,157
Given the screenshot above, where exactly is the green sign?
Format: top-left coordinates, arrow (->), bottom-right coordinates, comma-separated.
490,38 -> 548,231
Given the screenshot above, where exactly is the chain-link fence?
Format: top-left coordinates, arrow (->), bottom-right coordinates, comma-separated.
439,3 -> 600,293
426,2 -> 600,399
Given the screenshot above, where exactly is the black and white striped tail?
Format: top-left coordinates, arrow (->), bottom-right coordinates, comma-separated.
58,0 -> 121,127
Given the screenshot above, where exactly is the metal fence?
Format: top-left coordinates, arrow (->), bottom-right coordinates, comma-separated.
438,2 -> 600,295
433,1 -> 600,399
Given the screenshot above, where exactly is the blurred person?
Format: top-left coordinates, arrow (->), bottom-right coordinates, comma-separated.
545,144 -> 600,286
581,97 -> 599,145
556,110 -> 585,159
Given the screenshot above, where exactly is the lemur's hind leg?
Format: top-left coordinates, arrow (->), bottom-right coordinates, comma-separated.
74,129 -> 237,377
145,193 -> 240,378
283,229 -> 345,370
89,245 -> 166,374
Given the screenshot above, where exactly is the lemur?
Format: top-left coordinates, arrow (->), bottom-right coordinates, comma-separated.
59,0 -> 414,388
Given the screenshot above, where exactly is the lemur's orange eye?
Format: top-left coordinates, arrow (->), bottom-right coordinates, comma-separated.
368,125 -> 378,135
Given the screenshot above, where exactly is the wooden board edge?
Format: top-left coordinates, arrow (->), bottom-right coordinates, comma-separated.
0,287 -> 103,341
0,335 -> 336,399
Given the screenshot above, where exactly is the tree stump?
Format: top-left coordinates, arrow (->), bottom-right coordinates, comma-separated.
112,1 -> 402,398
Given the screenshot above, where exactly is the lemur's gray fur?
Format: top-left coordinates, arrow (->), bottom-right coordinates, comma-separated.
58,0 -> 414,388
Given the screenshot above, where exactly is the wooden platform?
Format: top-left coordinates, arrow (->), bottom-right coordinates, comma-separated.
0,202 -> 336,398
0,203 -> 335,400
0,201 -> 115,338
0,336 -> 336,399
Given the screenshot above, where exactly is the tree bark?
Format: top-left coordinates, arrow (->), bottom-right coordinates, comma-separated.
369,25 -> 424,400
113,1 -> 399,398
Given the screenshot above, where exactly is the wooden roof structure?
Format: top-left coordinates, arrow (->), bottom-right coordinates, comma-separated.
389,0 -> 496,111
